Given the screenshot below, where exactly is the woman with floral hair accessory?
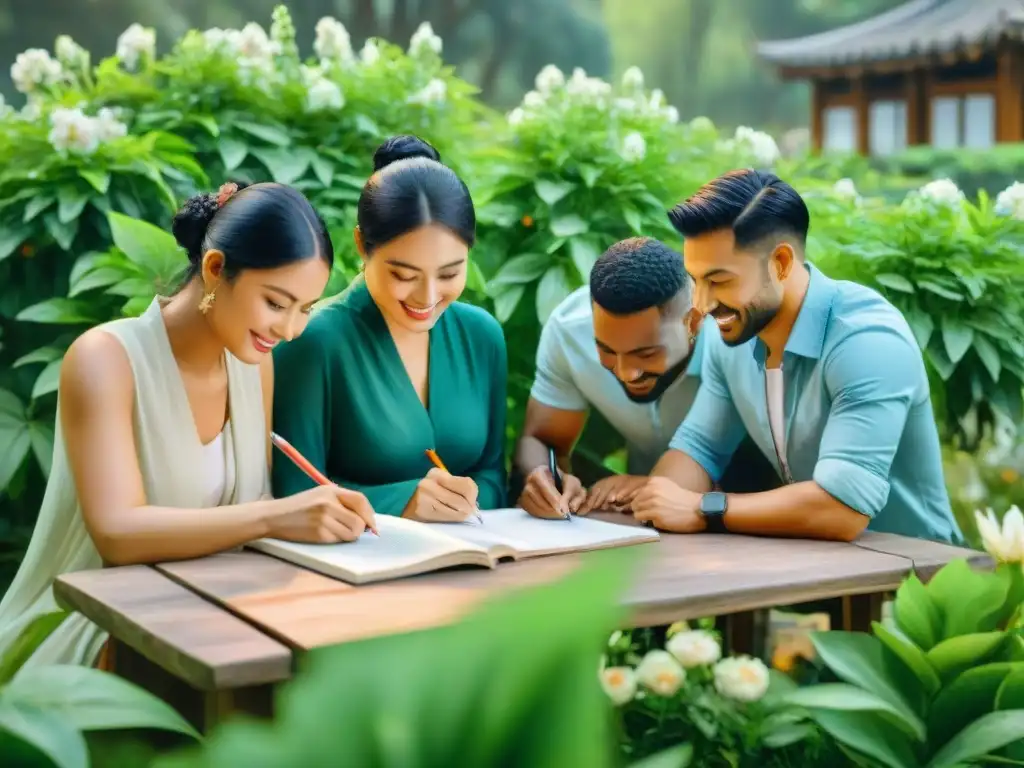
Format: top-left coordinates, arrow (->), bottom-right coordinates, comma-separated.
0,181 -> 376,668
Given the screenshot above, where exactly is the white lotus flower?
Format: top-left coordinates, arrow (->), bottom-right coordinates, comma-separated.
409,21 -> 442,57
713,655 -> 770,702
535,64 -> 565,94
49,107 -> 101,155
409,78 -> 447,105
314,17 -> 353,63
917,178 -> 965,207
734,125 -> 780,167
599,666 -> 637,705
360,40 -> 381,65
635,650 -> 685,696
666,630 -> 722,668
619,131 -> 646,163
116,23 -> 155,70
974,506 -> 1024,564
11,49 -> 63,94
994,181 -> 1024,220
621,65 -> 644,91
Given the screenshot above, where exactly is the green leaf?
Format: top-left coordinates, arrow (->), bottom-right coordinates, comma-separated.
31,360 -> 62,401
972,334 -> 1001,382
568,238 -> 600,281
812,709 -> 918,768
940,317 -> 974,365
926,558 -> 1010,638
79,169 -> 111,194
810,632 -> 919,724
918,279 -> 963,302
28,421 -> 53,476
13,346 -> 62,368
69,266 -> 125,297
927,341 -> 956,381
57,186 -> 91,224
252,148 -> 311,185
0,611 -> 68,684
493,285 -> 524,324
0,415 -> 30,491
23,194 -> 55,223
578,165 -> 601,189
875,273 -> 915,293
191,115 -> 220,137
310,155 -> 334,188
536,263 -> 571,324
218,138 -> 248,171
550,215 -> 588,238
926,632 -> 1007,682
108,211 -> 183,279
926,711 -> 1024,768
232,121 -> 291,147
2,666 -> 199,739
0,222 -> 31,262
622,206 -> 643,235
43,212 -> 78,251
872,621 -> 941,697
995,667 -> 1024,709
16,299 -> 97,325
0,702 -> 88,768
629,742 -> 693,767
784,683 -> 926,741
489,253 -> 549,289
928,662 -> 1023,752
534,179 -> 574,206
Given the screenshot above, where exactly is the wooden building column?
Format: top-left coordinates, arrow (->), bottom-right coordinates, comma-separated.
810,80 -> 825,152
997,43 -> 1024,143
852,72 -> 870,154
906,69 -> 928,145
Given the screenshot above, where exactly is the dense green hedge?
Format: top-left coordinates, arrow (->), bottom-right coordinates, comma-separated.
0,7 -> 1022,585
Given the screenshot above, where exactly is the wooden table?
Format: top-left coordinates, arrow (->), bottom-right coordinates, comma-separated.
53,526 -> 990,733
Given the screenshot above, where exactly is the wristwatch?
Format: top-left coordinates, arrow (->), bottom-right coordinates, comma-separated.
699,491 -> 728,533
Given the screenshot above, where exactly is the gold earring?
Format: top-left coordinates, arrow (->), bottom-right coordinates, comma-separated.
198,290 -> 216,314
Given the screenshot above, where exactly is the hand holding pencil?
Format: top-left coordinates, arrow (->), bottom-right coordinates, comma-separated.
398,449 -> 482,524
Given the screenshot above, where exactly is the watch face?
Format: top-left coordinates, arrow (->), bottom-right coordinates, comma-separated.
702,492 -> 727,515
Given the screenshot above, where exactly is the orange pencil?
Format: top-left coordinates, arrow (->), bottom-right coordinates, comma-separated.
270,432 -> 379,537
425,449 -> 484,524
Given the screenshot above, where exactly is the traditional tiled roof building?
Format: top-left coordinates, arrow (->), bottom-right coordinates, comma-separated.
758,0 -> 1024,155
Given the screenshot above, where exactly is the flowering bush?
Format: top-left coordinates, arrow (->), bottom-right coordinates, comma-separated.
600,624 -> 839,766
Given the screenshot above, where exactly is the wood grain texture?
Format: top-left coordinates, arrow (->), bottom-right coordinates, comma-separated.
54,566 -> 292,690
853,531 -> 993,580
155,524 -> 984,652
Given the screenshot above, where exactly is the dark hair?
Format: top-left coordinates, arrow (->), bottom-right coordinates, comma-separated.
590,237 -> 692,316
357,135 -> 476,254
667,169 -> 810,251
172,181 -> 333,285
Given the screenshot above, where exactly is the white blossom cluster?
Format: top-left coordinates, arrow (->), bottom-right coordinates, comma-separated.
116,23 -> 156,71
48,106 -> 127,155
994,181 -> 1024,220
11,48 -> 64,94
902,177 -> 966,212
716,125 -> 781,168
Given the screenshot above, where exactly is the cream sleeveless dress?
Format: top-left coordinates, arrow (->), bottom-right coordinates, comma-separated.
0,297 -> 269,668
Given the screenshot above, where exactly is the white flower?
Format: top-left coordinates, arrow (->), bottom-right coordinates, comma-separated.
409,21 -> 442,57
613,97 -> 640,114
833,178 -> 859,200
636,650 -> 685,696
565,67 -> 612,103
306,75 -> 345,113
507,107 -> 525,126
409,77 -> 447,105
0,92 -> 8,119
49,107 -> 101,155
116,23 -> 155,70
201,28 -> 242,55
18,99 -> 42,122
599,666 -> 637,705
54,35 -> 89,70
535,64 -> 565,94
619,131 -> 646,163
734,125 -> 781,167
11,49 -> 63,94
975,506 -> 1024,564
621,65 -> 644,91
94,107 -> 128,141
662,105 -> 679,124
666,630 -> 722,669
994,181 -> 1024,220
522,90 -> 545,109
649,88 -> 666,110
917,178 -> 965,207
237,22 -> 280,62
314,17 -> 353,63
689,116 -> 716,134
713,656 -> 770,702
360,39 -> 381,65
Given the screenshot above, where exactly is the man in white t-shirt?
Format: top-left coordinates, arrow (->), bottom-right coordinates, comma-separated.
514,236 -> 777,519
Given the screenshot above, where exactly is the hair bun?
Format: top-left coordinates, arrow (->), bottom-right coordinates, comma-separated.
171,181 -> 253,262
372,135 -> 441,172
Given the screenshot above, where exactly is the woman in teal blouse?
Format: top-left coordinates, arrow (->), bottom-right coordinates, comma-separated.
271,135 -> 507,521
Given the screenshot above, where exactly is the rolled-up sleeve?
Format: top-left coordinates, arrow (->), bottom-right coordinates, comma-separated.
668,340 -> 746,483
813,328 -> 920,518
529,316 -> 587,411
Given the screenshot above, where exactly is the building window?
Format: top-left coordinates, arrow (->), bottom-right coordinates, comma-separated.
930,93 -> 996,149
823,106 -> 857,153
869,100 -> 908,156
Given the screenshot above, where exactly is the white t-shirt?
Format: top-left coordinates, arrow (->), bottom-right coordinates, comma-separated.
530,287 -> 705,475
764,368 -> 792,483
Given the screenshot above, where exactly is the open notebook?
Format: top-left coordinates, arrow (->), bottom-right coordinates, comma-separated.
247,508 -> 660,585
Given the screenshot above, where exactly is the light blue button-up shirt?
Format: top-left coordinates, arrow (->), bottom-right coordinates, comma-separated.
669,262 -> 962,544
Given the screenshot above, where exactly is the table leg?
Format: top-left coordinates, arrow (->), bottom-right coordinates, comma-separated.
718,610 -> 769,658
841,592 -> 886,632
108,639 -> 275,734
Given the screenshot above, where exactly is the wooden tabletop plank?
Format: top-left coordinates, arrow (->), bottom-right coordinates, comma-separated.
853,532 -> 992,579
153,527 -> 968,652
54,566 -> 293,690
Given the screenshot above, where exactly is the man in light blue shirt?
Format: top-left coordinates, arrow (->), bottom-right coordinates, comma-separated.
634,169 -> 962,544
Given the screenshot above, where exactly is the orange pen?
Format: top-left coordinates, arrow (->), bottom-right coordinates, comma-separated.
425,449 -> 484,524
270,432 -> 379,537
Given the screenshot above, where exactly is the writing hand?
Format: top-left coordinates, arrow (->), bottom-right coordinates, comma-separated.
403,468 -> 477,523
517,465 -> 586,519
270,485 -> 376,542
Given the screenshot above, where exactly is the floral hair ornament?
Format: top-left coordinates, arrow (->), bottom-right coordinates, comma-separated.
215,182 -> 239,208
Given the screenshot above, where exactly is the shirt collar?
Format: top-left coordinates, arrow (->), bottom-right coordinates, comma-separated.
753,261 -> 837,365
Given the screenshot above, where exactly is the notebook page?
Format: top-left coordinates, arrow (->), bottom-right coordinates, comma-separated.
426,508 -> 659,557
247,514 -> 490,584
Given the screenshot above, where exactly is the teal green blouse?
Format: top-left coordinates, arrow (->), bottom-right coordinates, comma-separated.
270,279 -> 508,514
